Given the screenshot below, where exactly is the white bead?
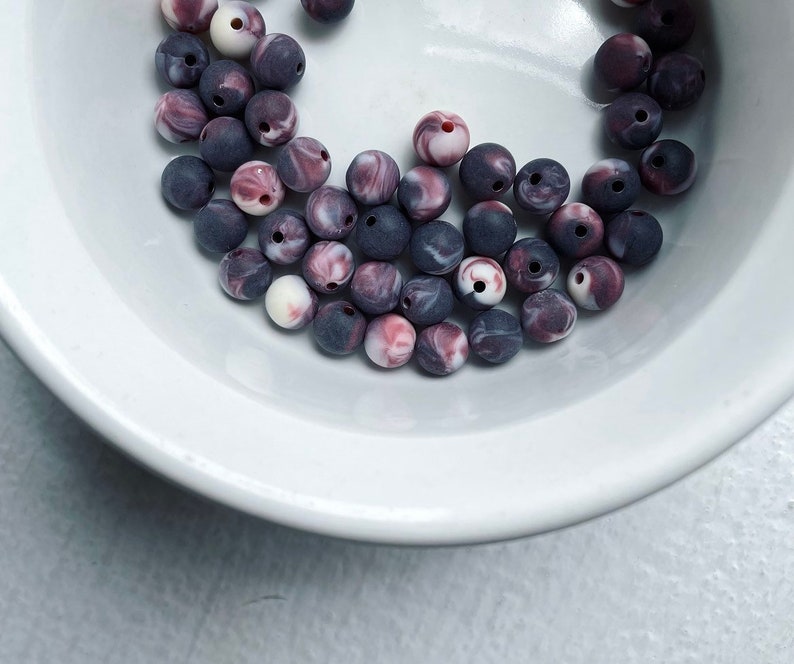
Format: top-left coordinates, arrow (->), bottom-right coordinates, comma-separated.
230,161 -> 285,216
209,1 -> 266,59
454,256 -> 507,310
265,276 -> 318,330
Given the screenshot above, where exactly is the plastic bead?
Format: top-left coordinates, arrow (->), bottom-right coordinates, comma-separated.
453,256 -> 507,311
244,91 -> 299,147
468,309 -> 523,364
606,210 -> 664,265
155,32 -> 210,88
364,314 -> 417,369
639,139 -> 697,195
313,301 -> 367,356
521,290 -> 578,343
399,276 -> 454,326
194,199 -> 248,253
199,60 -> 255,117
459,143 -> 516,202
301,241 -> 355,295
412,110 -> 470,167
462,201 -> 517,258
356,205 -> 411,261
230,161 -> 285,216
277,137 -> 332,193
305,186 -> 358,240
345,150 -> 401,206
209,0 -> 266,59
513,158 -> 570,215
416,323 -> 469,376
604,93 -> 663,150
161,155 -> 215,211
218,248 -> 273,300
161,0 -> 218,34
503,238 -> 560,294
546,203 -> 604,259
199,117 -> 255,173
258,209 -> 311,265
350,262 -> 403,316
397,166 -> 452,222
154,90 -> 208,144
409,220 -> 465,276
581,158 -> 641,215
594,33 -> 653,91
250,34 -> 306,91
567,256 -> 625,311
265,275 -> 319,330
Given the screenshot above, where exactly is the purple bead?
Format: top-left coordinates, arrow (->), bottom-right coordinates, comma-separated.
199,117 -> 254,173
302,241 -> 355,294
503,238 -> 560,294
397,166 -> 452,223
356,205 -> 411,261
412,110 -> 470,167
230,161 -> 285,216
199,60 -> 254,117
604,93 -> 663,150
161,0 -> 218,33
155,32 -> 210,88
416,323 -> 469,376
244,91 -> 299,147
647,52 -> 705,111
633,0 -> 695,52
209,0 -> 266,59
364,314 -> 416,369
345,150 -> 400,206
453,256 -> 507,311
513,158 -> 570,215
462,201 -> 517,258
154,90 -> 208,144
606,210 -> 664,266
568,256 -> 625,311
639,139 -> 697,195
468,309 -> 523,365
305,186 -> 358,240
277,137 -> 332,193
350,261 -> 403,315
265,275 -> 319,330
409,220 -> 465,276
300,0 -> 355,23
547,203 -> 604,259
582,158 -> 641,215
250,34 -> 306,91
399,275 -> 454,326
594,33 -> 652,92
258,209 -> 311,265
313,301 -> 367,356
218,247 -> 273,300
194,199 -> 248,253
521,290 -> 578,344
161,155 -> 215,211
459,143 -> 516,202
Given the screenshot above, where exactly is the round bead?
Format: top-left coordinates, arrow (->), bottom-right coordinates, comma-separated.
198,60 -> 254,117
647,52 -> 706,111
301,241 -> 355,295
546,203 -> 604,259
409,220 -> 465,276
412,110 -> 470,167
199,117 -> 254,173
300,0 -> 355,24
468,309 -> 523,364
416,323 -> 469,376
277,137 -> 332,193
639,139 -> 697,195
244,91 -> 299,147
161,0 -> 218,33
305,186 -> 358,240
350,262 -> 403,315
633,0 -> 695,52
594,33 -> 653,92
209,0 -> 266,59
161,155 -> 215,211
462,201 -> 517,258
604,93 -> 663,150
218,247 -> 273,300
230,161 -> 285,216
364,314 -> 416,369
453,256 -> 507,311
258,209 -> 311,265
397,166 -> 452,223
194,199 -> 248,253
250,34 -> 306,91
568,256 -> 625,311
521,290 -> 578,343
154,89 -> 208,144
313,301 -> 367,356
356,205 -> 411,261
155,33 -> 210,88
513,158 -> 570,215
265,275 -> 319,330
611,0 -> 648,6
399,275 -> 454,326
582,158 -> 641,215
503,238 -> 560,294
345,150 -> 400,206
459,143 -> 516,201
606,210 -> 664,266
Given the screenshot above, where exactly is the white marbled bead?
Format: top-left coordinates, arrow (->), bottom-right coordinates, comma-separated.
209,1 -> 266,59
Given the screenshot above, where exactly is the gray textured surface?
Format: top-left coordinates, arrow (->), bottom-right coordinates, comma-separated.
1,338 -> 792,664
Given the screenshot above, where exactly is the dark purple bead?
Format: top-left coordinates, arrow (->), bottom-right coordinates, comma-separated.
194,199 -> 248,253
397,166 -> 452,222
154,89 -> 209,144
416,323 -> 469,376
302,240 -> 355,294
345,150 -> 400,206
547,203 -> 604,259
313,301 -> 367,356
410,220 -> 465,276
356,205 -> 411,261
468,309 -> 523,364
161,155 -> 215,211
606,210 -> 664,266
647,52 -> 705,111
521,290 -> 578,343
639,139 -> 697,195
462,201 -> 517,258
218,247 -> 273,300
305,186 -> 358,240
198,60 -> 254,117
604,93 -> 663,150
244,90 -> 299,147
633,0 -> 695,52
459,143 -> 516,201
594,33 -> 652,91
250,33 -> 306,91
155,32 -> 210,88
199,117 -> 254,172
582,158 -> 641,215
350,262 -> 403,315
258,208 -> 311,265
277,137 -> 332,193
399,275 -> 454,326
567,256 -> 625,311
300,0 -> 355,23
513,158 -> 570,215
503,238 -> 560,294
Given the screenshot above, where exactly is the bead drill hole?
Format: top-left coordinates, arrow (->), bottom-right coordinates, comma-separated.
635,109 -> 649,123
208,183 -> 215,194
631,210 -> 644,217
297,62 -> 304,74
260,194 -> 272,205
575,224 -> 588,238
343,305 -> 355,316
272,231 -> 284,243
327,282 -> 338,291
441,121 -> 455,133
575,272 -> 584,285
212,95 -> 225,107
529,173 -> 542,186
344,215 -> 354,226
320,150 -> 329,161
365,215 -> 376,227
230,18 -> 244,30
652,155 -> 666,168
528,261 -> 542,274
492,181 -> 504,192
231,249 -> 244,258
661,10 -> 675,26
259,122 -> 271,134
612,180 -> 625,193
403,297 -> 411,308
473,281 -> 486,293
184,54 -> 197,67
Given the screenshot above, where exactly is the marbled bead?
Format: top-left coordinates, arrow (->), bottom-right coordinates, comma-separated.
199,117 -> 254,173
209,0 -> 266,59
155,32 -> 210,88
245,91 -> 299,147
409,220 -> 465,276
258,209 -> 311,265
521,290 -> 578,343
606,210 -> 664,266
581,158 -> 641,215
633,0 -> 695,52
345,150 -> 400,206
647,52 -> 705,111
567,256 -> 625,311
356,205 -> 411,261
459,143 -> 516,202
313,301 -> 367,356
397,166 -> 452,223
412,110 -> 470,167
199,60 -> 255,117
350,261 -> 403,315
639,139 -> 697,195
513,158 -> 570,215
161,0 -> 218,33
305,186 -> 358,240
161,155 -> 215,211
546,203 -> 604,259
503,238 -> 560,294
265,275 -> 318,329
300,0 -> 355,24
154,89 -> 208,144
250,34 -> 306,91
462,201 -> 517,258
399,276 -> 454,326
277,137 -> 332,193
218,247 -> 273,300
301,240 -> 355,294
416,323 -> 469,376
364,314 -> 416,369
468,309 -> 523,365
193,199 -> 248,253
594,33 -> 653,92
604,93 -> 663,150
230,161 -> 285,216
453,256 -> 507,311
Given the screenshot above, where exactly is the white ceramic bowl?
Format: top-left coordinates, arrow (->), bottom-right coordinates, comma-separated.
2,0 -> 794,545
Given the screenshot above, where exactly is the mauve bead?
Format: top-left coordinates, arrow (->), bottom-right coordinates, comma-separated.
513,158 -> 570,215
409,220 -> 465,276
199,117 -> 254,173
161,0 -> 218,33
155,32 -> 210,88
568,256 -> 625,311
244,91 -> 299,147
199,60 -> 254,117
399,276 -> 454,326
350,261 -> 403,315
218,247 -> 273,300
633,0 -> 695,52
547,203 -> 604,259
468,309 -> 523,365
258,209 -> 311,265
582,158 -> 641,215
639,139 -> 697,195
397,166 -> 452,223
356,205 -> 411,261
521,290 -> 578,344
412,110 -> 471,167
305,186 -> 358,240
209,0 -> 265,59
250,34 -> 306,91
300,0 -> 355,24
594,33 -> 653,92
277,137 -> 332,193
647,52 -> 706,111
364,314 -> 416,369
265,275 -> 318,330
604,93 -> 663,150
606,210 -> 664,266
230,161 -> 285,216
313,301 -> 367,356
154,90 -> 208,144
302,241 -> 355,295
193,199 -> 248,253
462,201 -> 517,258
416,323 -> 469,376
345,150 -> 400,206
453,256 -> 507,311
459,143 -> 516,202
503,238 -> 560,294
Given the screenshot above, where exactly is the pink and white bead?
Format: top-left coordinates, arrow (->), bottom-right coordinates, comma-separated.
412,110 -> 470,167
154,89 -> 208,144
265,275 -> 319,330
364,314 -> 417,369
230,161 -> 285,216
567,256 -> 625,311
416,322 -> 469,376
161,0 -> 218,33
453,256 -> 507,311
301,241 -> 355,295
209,1 -> 266,59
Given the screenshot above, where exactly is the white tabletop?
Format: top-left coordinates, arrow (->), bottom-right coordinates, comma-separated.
0,338 -> 791,664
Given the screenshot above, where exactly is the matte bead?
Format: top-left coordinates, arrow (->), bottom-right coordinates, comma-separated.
633,0 -> 695,52
513,158 -> 570,215
300,0 -> 355,24
161,0 -> 218,33
521,290 -> 578,343
301,241 -> 355,294
604,93 -> 663,150
462,201 -> 517,258
199,117 -> 255,173
250,34 -> 306,91
468,309 -> 523,364
397,166 -> 452,222
594,33 -> 653,91
399,276 -> 454,326
305,186 -> 358,240
209,0 -> 266,59
346,150 -> 400,206
606,210 -> 664,265
412,110 -> 470,167
230,161 -> 285,216
245,91 -> 299,147
409,220 -> 465,276
581,158 -> 641,215
218,247 -> 273,300
155,32 -> 210,88
503,238 -> 560,294
265,275 -> 319,329
364,314 -> 416,369
567,256 -> 625,311
416,323 -> 469,376
459,143 -> 516,202
647,52 -> 705,111
258,209 -> 311,265
194,199 -> 248,253
161,155 -> 215,211
639,139 -> 697,195
277,137 -> 332,193
154,89 -> 208,144
199,60 -> 254,117
350,262 -> 403,315
313,301 -> 367,356
546,203 -> 604,259
453,256 -> 507,311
